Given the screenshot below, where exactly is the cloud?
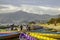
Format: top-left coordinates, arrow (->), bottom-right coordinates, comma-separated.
19,5 -> 60,15
0,4 -> 20,13
0,4 -> 60,15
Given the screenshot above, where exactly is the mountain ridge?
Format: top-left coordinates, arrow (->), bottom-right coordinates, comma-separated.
0,11 -> 58,24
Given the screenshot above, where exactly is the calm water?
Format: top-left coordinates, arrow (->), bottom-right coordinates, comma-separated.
31,29 -> 60,34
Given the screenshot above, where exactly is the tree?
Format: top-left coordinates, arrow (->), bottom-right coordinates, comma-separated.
29,21 -> 36,24
47,18 -> 57,26
56,18 -> 60,23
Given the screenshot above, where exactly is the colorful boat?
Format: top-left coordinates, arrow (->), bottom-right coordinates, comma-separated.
29,32 -> 57,40
28,29 -> 60,40
0,32 -> 20,39
19,33 -> 37,40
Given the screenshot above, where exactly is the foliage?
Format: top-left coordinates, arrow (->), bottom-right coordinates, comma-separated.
47,18 -> 60,24
29,21 -> 36,24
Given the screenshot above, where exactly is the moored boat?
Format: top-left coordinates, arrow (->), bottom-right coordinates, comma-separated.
19,33 -> 37,40
0,32 -> 20,39
28,29 -> 60,39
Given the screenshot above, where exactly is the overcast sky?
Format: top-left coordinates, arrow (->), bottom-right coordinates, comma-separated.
0,0 -> 60,15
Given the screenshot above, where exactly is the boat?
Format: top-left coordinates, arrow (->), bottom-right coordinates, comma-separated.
28,29 -> 60,40
0,32 -> 20,39
19,33 -> 37,40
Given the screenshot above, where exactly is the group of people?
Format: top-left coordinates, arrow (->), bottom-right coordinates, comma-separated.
7,24 -> 31,31
20,25 -> 31,31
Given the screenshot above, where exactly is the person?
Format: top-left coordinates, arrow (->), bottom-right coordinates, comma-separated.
10,24 -> 15,30
27,25 -> 31,31
20,25 -> 23,31
23,25 -> 27,31
28,26 -> 31,31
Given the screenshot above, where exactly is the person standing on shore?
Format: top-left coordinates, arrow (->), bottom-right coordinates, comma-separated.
20,25 -> 23,31
28,26 -> 31,31
27,25 -> 31,31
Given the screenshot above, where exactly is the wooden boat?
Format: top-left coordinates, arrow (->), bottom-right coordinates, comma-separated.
0,32 -> 20,39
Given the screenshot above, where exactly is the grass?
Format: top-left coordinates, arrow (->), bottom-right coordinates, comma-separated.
36,23 -> 60,31
29,23 -> 60,32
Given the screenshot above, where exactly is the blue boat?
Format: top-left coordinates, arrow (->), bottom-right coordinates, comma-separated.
0,32 -> 20,39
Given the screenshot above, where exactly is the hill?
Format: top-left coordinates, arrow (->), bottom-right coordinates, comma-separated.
0,11 -> 58,24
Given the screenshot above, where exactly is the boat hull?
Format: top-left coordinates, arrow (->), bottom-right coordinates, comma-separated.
0,32 -> 20,39
29,32 -> 60,39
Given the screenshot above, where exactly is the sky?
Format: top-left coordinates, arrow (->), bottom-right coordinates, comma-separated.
0,0 -> 60,15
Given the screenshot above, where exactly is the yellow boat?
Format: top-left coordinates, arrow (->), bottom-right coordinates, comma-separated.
29,32 -> 57,40
29,32 -> 60,39
27,28 -> 60,40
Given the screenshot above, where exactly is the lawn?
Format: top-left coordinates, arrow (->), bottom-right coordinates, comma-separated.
38,23 -> 60,31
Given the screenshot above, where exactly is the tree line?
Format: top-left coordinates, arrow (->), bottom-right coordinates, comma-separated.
47,17 -> 60,26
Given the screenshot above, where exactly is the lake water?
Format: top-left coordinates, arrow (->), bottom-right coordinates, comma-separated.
31,29 -> 60,34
